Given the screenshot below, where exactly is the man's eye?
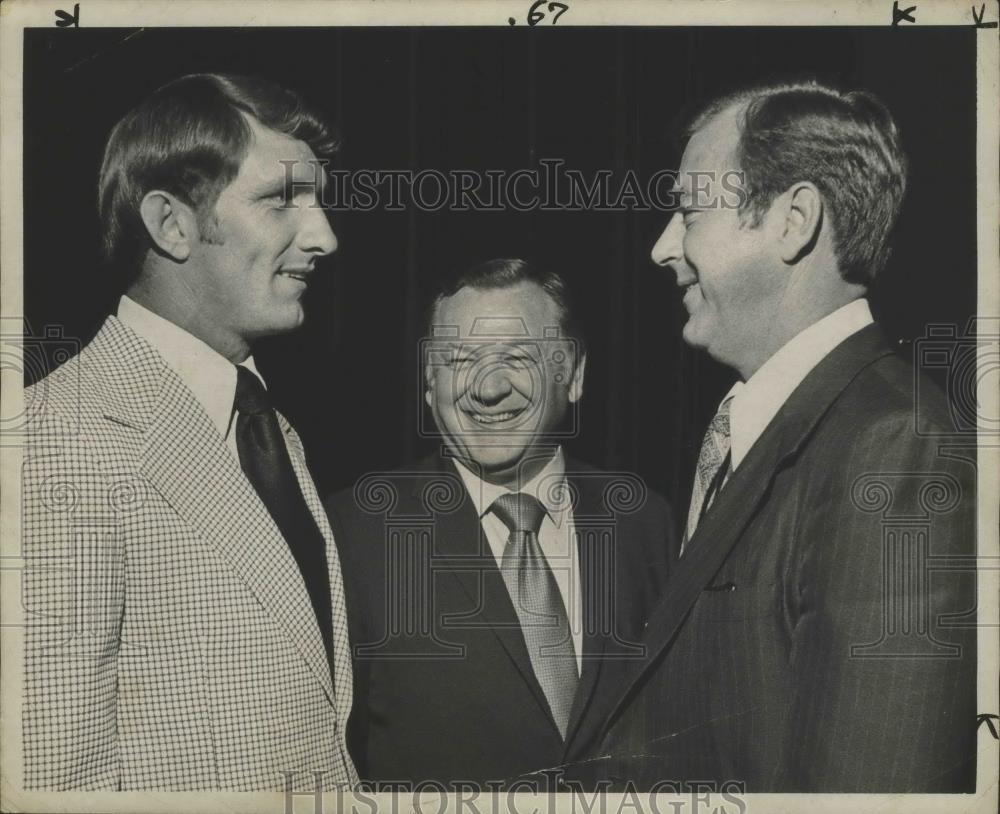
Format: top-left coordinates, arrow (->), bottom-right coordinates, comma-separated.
265,193 -> 295,208
504,355 -> 534,368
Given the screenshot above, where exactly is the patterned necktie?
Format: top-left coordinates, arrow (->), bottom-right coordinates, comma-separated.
682,395 -> 735,553
234,366 -> 334,665
492,492 -> 579,738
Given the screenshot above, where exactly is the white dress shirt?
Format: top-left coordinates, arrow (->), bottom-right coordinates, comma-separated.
452,448 -> 583,675
723,298 -> 875,470
117,295 -> 265,459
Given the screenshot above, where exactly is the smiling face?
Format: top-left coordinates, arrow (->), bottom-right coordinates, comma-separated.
424,281 -> 585,488
181,115 -> 337,350
650,105 -> 784,379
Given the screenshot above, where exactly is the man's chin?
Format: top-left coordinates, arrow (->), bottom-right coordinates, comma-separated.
458,453 -> 524,482
471,452 -> 561,490
681,318 -> 714,352
256,307 -> 306,336
286,303 -> 307,327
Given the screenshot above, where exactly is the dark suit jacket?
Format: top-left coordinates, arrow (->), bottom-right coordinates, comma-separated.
325,453 -> 675,789
565,324 -> 977,793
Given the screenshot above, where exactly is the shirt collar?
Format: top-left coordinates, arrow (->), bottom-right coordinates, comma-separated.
451,447 -> 570,527
117,295 -> 265,439
727,298 -> 874,469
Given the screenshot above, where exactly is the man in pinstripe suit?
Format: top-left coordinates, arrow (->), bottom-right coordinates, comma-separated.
22,74 -> 357,790
564,80 -> 977,791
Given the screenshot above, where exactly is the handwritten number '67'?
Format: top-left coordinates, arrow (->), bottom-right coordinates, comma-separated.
528,1 -> 569,26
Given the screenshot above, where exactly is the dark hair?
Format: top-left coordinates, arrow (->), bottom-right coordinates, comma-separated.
426,258 -> 586,354
98,73 -> 338,277
686,79 -> 908,286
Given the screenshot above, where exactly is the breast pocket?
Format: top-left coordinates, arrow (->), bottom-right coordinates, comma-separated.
695,579 -> 780,622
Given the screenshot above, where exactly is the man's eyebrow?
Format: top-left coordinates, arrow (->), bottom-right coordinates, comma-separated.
426,340 -> 466,351
430,339 -> 537,351
315,166 -> 329,196
255,181 -> 286,199
255,160 -> 329,198
668,177 -> 692,204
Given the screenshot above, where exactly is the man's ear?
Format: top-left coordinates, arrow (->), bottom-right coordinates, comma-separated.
567,349 -> 587,404
138,190 -> 198,262
776,182 -> 823,264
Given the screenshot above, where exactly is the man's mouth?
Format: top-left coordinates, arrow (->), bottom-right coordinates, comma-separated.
279,268 -> 313,284
680,282 -> 701,310
465,407 -> 527,425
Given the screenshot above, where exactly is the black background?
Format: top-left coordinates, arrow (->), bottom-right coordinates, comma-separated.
23,26 -> 977,511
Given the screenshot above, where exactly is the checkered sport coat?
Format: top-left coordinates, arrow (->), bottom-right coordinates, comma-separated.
22,316 -> 358,791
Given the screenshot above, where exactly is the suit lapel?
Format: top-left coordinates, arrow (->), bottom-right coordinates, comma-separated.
282,419 -> 355,727
95,317 -> 336,707
422,454 -> 563,735
595,324 -> 895,734
561,465 -> 609,745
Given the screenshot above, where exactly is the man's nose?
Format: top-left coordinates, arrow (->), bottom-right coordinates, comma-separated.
470,367 -> 513,405
650,213 -> 684,269
298,207 -> 338,256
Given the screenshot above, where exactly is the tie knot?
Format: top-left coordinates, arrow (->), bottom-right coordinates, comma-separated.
491,492 -> 546,536
234,366 -> 271,416
710,394 -> 734,437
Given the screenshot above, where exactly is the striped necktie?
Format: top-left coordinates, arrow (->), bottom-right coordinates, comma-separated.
682,395 -> 735,554
492,492 -> 579,738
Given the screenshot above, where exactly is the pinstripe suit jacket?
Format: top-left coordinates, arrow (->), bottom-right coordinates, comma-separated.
21,316 -> 358,791
564,324 -> 977,792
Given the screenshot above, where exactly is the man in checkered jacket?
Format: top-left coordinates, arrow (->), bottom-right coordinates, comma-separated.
22,74 -> 357,791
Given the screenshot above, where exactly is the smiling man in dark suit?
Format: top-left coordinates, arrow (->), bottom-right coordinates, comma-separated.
326,258 -> 674,789
569,80 -> 977,792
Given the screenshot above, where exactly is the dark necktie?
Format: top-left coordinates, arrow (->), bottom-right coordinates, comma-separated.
492,492 -> 579,738
681,395 -> 735,555
233,366 -> 334,665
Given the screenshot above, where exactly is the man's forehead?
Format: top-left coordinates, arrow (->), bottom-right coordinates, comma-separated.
426,285 -> 574,365
678,105 -> 743,178
430,318 -> 560,340
433,283 -> 562,334
238,115 -> 319,185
